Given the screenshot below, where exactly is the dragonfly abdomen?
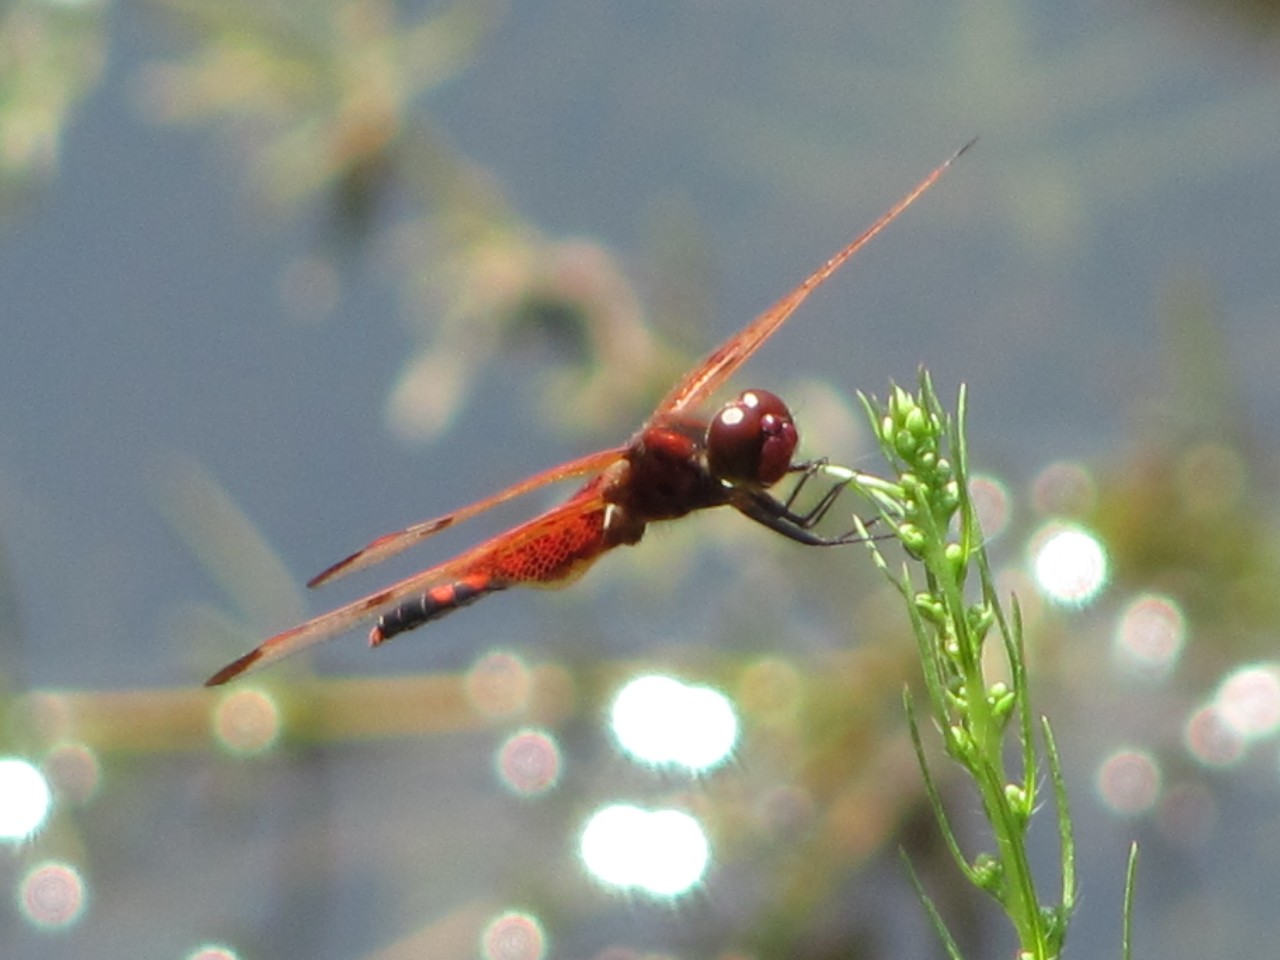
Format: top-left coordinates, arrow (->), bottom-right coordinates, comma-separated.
370,574 -> 503,646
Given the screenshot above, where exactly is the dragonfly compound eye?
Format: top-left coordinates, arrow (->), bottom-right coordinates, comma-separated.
707,389 -> 798,487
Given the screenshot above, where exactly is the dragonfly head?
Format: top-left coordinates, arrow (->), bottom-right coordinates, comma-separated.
706,389 -> 798,488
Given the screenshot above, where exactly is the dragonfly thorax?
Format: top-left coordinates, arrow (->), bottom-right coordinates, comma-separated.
618,422 -> 730,524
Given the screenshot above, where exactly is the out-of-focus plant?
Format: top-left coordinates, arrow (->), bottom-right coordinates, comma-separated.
0,2 -> 106,204
3,0 -> 687,440
1093,278 -> 1280,664
134,0 -> 690,438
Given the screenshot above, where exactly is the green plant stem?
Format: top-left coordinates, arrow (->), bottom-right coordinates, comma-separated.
852,372 -> 1076,959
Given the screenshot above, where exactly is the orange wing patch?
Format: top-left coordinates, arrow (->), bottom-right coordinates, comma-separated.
488,504 -> 608,586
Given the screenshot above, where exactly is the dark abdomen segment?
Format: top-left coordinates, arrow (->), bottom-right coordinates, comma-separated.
370,574 -> 503,646
368,500 -> 612,647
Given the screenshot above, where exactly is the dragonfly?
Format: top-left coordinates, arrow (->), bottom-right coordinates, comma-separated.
205,142 -> 971,686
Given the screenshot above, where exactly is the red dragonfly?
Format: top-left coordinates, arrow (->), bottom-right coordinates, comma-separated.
205,144 -> 971,686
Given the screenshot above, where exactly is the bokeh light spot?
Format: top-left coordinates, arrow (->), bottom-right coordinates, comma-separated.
212,688 -> 281,755
1215,664 -> 1280,739
0,758 -> 53,841
42,742 -> 100,806
609,675 -> 737,771
18,861 -> 86,929
1184,705 -> 1247,767
467,652 -> 532,717
1030,461 -> 1096,517
1030,523 -> 1108,605
1113,594 -> 1186,679
186,945 -> 239,960
496,729 -> 562,796
480,909 -> 547,960
579,804 -> 710,897
1096,749 -> 1161,815
967,474 -> 1011,538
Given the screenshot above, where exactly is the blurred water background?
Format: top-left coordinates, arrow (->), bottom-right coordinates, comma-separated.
4,1 -> 1280,958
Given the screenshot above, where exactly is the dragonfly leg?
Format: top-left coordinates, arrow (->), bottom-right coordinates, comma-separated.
781,461 -> 857,525
733,471 -> 871,546
780,459 -> 829,514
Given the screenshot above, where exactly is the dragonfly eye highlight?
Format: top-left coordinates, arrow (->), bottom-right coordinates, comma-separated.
707,389 -> 798,487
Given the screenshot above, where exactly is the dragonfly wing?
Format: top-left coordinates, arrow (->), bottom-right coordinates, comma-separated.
656,141 -> 974,416
205,488 -> 613,686
307,445 -> 627,588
